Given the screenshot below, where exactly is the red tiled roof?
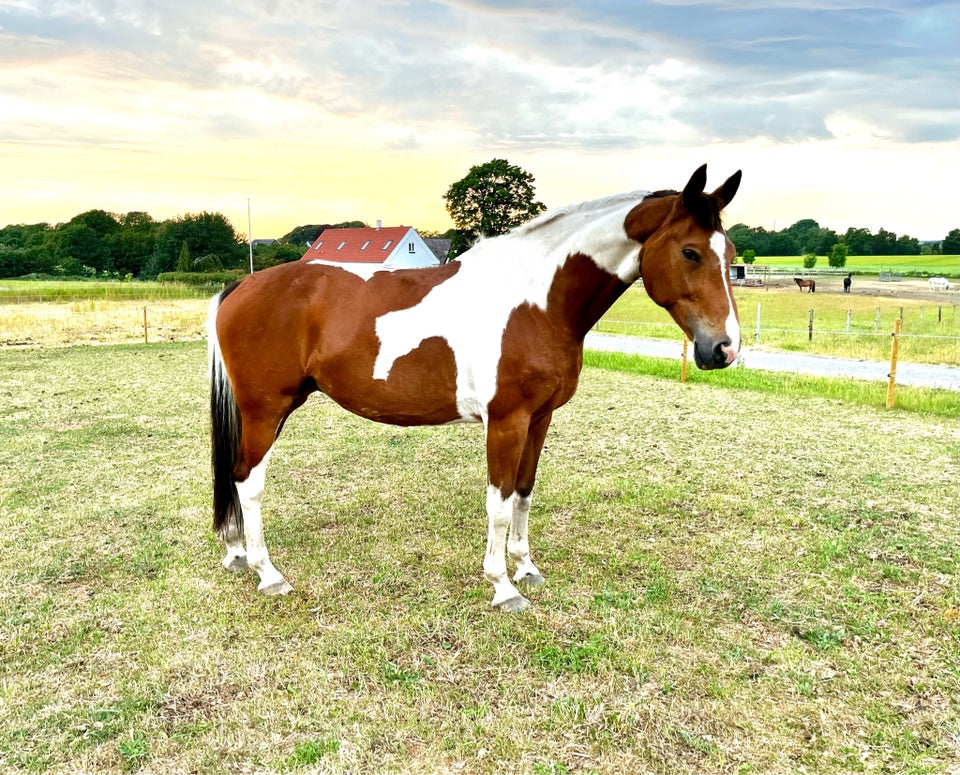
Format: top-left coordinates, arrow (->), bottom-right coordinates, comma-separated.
299,226 -> 412,264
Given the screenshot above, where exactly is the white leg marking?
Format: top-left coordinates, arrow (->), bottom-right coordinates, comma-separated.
483,486 -> 528,610
220,516 -> 248,573
509,494 -> 542,583
235,449 -> 292,595
710,231 -> 741,351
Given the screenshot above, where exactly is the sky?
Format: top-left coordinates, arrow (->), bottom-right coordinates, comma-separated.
1,0 -> 958,242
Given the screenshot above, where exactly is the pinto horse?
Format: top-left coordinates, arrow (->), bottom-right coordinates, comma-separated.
208,164 -> 742,611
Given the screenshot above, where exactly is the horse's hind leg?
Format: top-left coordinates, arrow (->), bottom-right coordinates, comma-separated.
221,518 -> 248,573
234,447 -> 291,595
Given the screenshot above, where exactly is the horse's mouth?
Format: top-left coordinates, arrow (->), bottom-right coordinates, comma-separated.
694,339 -> 738,370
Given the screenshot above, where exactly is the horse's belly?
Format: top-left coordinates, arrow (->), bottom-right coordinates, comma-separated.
318,335 -> 467,426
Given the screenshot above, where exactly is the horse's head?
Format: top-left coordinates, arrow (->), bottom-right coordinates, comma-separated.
624,165 -> 742,370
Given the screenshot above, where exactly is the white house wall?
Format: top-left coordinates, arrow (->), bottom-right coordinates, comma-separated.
383,229 -> 440,269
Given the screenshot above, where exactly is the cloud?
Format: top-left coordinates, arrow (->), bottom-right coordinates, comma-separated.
2,0 -> 956,153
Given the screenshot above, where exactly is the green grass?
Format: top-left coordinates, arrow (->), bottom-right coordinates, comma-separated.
0,341 -> 957,773
0,278 -> 220,302
752,255 -> 960,277
583,350 -> 959,417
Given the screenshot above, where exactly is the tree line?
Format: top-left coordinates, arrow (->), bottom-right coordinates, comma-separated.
0,210 -> 377,279
1,192 -> 958,281
727,219 -> 960,258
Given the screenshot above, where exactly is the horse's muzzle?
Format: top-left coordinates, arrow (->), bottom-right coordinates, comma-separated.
694,338 -> 738,370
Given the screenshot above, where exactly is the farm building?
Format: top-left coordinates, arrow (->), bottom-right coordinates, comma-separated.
299,224 -> 442,274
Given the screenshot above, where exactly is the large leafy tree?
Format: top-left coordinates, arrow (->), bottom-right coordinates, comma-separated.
942,228 -> 960,254
147,211 -> 246,276
443,159 -> 546,257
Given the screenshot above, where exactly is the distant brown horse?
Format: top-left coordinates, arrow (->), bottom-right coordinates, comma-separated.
795,276 -> 816,293
208,165 -> 742,611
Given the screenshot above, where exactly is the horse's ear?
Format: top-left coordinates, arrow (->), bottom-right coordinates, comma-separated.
681,164 -> 708,212
712,170 -> 742,210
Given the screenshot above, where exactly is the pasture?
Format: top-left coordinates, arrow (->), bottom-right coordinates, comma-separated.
1,341 -> 957,774
753,255 -> 960,277
600,283 -> 960,366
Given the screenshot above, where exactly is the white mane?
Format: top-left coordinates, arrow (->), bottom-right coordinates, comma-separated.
511,190 -> 650,237
456,189 -> 651,284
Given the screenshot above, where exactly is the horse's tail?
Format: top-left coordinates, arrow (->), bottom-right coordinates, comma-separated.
207,282 -> 244,539
811,280 -> 816,293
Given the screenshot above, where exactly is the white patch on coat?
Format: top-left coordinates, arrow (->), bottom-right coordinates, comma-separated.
371,193 -> 650,420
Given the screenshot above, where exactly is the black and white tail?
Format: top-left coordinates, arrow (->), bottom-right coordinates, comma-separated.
207,284 -> 243,539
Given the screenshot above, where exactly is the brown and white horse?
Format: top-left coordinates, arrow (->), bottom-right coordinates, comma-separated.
207,164 -> 742,611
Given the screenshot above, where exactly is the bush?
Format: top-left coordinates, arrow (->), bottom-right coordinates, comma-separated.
741,249 -> 756,264
802,253 -> 818,269
156,270 -> 244,286
828,243 -> 848,268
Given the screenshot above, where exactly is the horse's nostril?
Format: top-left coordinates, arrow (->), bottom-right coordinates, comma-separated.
713,341 -> 731,361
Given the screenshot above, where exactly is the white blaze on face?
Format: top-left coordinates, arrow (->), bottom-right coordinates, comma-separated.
710,230 -> 741,352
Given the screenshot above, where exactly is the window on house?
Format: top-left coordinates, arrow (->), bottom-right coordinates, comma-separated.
361,240 -> 370,250
382,240 -> 393,250
313,241 -> 323,251
408,243 -> 415,253
337,241 -> 346,250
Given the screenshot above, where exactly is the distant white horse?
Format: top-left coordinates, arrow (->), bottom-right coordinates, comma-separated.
928,277 -> 950,290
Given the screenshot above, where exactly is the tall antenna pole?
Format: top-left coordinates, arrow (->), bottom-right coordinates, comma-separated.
247,198 -> 254,274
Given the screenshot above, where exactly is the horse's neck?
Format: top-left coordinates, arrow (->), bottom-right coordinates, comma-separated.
549,252 -> 632,339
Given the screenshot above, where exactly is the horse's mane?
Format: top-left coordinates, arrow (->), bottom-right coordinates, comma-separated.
509,189 -> 652,237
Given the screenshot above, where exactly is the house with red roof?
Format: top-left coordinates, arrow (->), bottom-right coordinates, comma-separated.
299,224 -> 442,274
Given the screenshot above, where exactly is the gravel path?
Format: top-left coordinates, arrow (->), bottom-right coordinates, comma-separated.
584,332 -> 960,392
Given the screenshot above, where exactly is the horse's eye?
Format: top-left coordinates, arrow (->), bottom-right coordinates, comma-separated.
682,248 -> 700,262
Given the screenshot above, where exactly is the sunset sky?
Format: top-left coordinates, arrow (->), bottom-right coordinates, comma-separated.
1,0 -> 958,242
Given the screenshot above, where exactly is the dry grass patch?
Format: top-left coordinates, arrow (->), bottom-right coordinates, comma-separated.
0,298 -> 209,347
0,342 -> 957,774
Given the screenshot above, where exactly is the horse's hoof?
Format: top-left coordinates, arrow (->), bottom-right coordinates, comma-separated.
494,595 -> 531,613
222,555 -> 249,574
517,573 -> 545,589
259,579 -> 293,596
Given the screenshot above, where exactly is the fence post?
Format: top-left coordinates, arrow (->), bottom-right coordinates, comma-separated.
938,305 -> 942,324
846,309 -> 851,333
755,302 -> 762,345
875,307 -> 881,331
886,318 -> 902,409
143,306 -> 148,344
680,335 -> 689,383
808,308 -> 814,342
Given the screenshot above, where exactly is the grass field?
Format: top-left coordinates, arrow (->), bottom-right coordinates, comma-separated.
0,279 -> 218,303
753,255 -> 960,277
599,285 -> 960,366
1,341 -> 957,774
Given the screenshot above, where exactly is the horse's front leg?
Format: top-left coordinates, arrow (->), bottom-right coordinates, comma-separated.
484,487 -> 530,612
484,413 -> 534,612
508,411 -> 552,589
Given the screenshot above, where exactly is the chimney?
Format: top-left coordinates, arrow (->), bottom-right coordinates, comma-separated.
376,220 -> 382,230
